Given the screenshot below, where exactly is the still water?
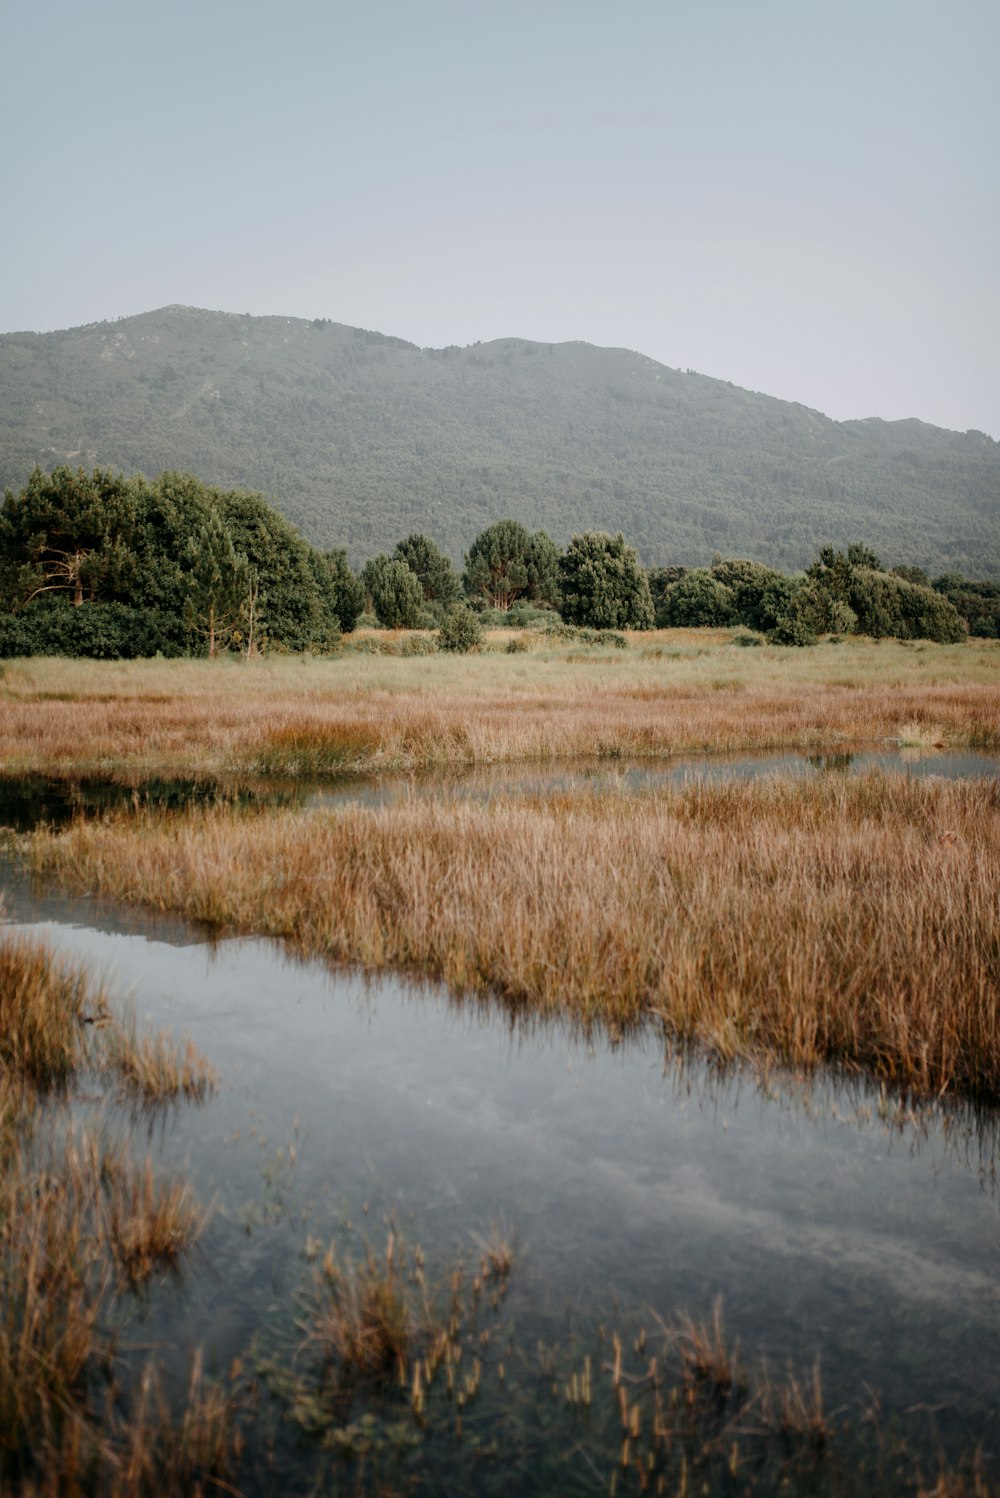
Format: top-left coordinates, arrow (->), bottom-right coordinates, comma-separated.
1,744 -> 998,832
1,842 -> 998,1494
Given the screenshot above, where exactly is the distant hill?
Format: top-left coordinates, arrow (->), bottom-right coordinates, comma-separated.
0,305 -> 997,576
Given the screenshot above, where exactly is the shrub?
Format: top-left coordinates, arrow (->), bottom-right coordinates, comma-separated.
659,570 -> 736,628
0,599 -> 188,659
438,606 -> 484,653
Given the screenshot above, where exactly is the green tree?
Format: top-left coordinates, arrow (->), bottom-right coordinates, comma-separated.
393,533 -> 460,608
463,520 -> 560,611
310,548 -> 364,634
710,559 -> 797,632
0,466 -> 148,611
559,531 -> 654,630
659,569 -> 736,628
183,514 -> 249,656
361,555 -> 425,628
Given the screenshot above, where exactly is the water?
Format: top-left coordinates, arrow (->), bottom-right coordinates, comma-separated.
2,756 -> 999,1493
2,743 -> 998,831
1,853 -> 998,1494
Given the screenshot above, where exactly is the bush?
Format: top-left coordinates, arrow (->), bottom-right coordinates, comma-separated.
559,532 -> 654,630
437,606 -> 484,653
0,599 -> 188,659
659,570 -> 736,628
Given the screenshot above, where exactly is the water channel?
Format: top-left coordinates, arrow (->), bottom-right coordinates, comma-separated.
1,753 -> 998,1494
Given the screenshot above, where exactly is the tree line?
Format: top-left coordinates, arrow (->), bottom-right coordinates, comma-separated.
0,467 -> 993,659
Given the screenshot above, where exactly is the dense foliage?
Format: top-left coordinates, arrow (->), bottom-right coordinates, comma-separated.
462,520 -> 561,611
559,531 -> 654,629
2,307 -> 997,577
0,468 -> 988,657
0,467 -> 350,656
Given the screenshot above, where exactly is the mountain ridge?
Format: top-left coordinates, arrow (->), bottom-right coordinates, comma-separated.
1,304 -> 997,576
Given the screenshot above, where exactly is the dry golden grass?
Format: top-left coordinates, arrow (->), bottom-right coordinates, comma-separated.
304,1230 -> 424,1382
105,1013 -> 217,1103
0,925 -> 215,1105
1,635 -> 997,780
0,931 -> 222,1492
0,932 -> 103,1085
28,772 -> 1000,1102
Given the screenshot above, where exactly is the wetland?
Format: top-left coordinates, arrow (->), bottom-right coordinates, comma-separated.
1,635 -> 998,1494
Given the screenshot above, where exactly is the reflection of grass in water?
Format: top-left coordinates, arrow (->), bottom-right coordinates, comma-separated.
30,771 -> 1000,1104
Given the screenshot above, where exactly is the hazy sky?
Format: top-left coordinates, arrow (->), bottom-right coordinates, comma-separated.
4,0 -> 998,434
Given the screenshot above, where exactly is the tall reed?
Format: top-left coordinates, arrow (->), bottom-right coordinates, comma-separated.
28,772 -> 1000,1101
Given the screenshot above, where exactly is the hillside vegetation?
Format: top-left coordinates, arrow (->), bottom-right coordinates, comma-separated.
1,306 -> 997,576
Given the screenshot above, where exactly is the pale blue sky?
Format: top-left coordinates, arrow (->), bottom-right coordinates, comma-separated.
4,0 -> 998,434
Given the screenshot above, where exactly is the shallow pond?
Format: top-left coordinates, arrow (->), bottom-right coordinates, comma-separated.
1,844 -> 998,1494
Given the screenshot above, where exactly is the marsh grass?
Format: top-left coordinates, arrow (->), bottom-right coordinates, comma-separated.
0,932 -> 102,1085
303,1230 -> 424,1383
105,1011 -> 217,1103
104,1154 -> 209,1286
1,639 -> 997,781
29,771 -> 1000,1102
0,931 -> 223,1492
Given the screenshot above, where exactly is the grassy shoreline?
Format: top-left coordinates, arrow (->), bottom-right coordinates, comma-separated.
1,634 -> 998,781
26,772 -> 1000,1105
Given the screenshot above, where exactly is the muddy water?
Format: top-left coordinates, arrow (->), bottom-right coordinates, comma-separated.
1,846 -> 999,1494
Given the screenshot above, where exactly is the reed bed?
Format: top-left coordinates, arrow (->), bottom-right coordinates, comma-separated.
1,637 -> 997,779
27,772 -> 1000,1102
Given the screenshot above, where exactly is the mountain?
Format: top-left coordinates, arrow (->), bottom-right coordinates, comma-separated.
0,305 -> 997,576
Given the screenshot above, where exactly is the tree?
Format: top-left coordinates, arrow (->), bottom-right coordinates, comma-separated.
183,514 -> 249,656
709,559 -> 797,632
559,531 -> 654,630
463,520 -> 560,611
360,555 -> 425,628
658,569 -> 735,628
310,548 -> 364,634
393,533 -> 460,608
0,466 -> 358,656
0,466 -> 147,611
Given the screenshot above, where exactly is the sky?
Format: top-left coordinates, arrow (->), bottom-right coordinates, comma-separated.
4,0 -> 998,435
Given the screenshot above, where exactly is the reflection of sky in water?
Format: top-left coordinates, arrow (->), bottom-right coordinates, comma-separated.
2,858 -> 998,1466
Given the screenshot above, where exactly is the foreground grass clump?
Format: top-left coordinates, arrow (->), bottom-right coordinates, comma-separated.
0,927 -> 226,1494
1,639 -> 998,780
27,771 -> 1000,1102
0,933 -> 101,1085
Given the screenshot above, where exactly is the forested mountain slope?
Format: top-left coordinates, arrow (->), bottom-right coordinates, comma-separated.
1,305 -> 997,575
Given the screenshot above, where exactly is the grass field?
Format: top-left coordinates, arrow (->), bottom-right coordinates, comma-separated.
7,633 -> 999,1103
3,635 -> 1000,1491
0,631 -> 998,780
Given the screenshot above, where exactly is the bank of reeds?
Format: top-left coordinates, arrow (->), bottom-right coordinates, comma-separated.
27,772 -> 1000,1103
1,639 -> 998,780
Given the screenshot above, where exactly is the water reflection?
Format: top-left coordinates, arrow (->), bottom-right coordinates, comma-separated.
2,882 -> 998,1469
2,743 -> 998,832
